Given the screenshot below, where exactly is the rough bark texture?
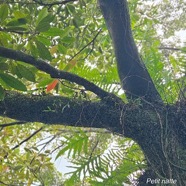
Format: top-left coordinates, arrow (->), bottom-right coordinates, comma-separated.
0,0 -> 185,185
98,0 -> 162,103
0,91 -> 162,136
98,0 -> 186,185
0,92 -> 186,185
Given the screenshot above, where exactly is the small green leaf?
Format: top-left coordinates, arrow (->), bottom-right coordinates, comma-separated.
36,19 -> 50,32
6,26 -> 27,32
43,27 -> 63,36
6,19 -> 27,27
55,147 -> 68,160
0,4 -> 8,23
35,40 -> 52,61
36,8 -> 48,26
0,73 -> 27,91
14,11 -> 27,19
37,78 -> 53,88
62,37 -> 75,43
0,86 -> 5,100
67,4 -> 75,14
0,32 -> 11,46
0,77 -> 10,89
13,65 -> 22,78
17,64 -> 36,82
14,165 -> 23,171
26,170 -> 29,180
58,44 -> 67,54
36,14 -> 54,32
0,62 -> 8,71
28,42 -> 38,57
43,27 -> 71,37
36,36 -> 51,46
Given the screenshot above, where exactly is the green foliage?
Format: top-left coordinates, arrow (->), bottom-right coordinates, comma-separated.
0,0 -> 185,185
0,85 -> 5,100
15,63 -> 36,82
56,130 -> 88,159
62,137 -> 144,185
0,72 -> 27,91
0,4 -> 8,23
0,0 -> 184,101
129,0 -> 186,102
35,40 -> 52,60
0,120 -> 63,185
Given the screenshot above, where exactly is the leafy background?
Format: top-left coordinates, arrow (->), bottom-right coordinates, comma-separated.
0,0 -> 185,185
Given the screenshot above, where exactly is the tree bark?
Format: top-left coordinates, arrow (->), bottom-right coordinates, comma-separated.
98,0 -> 162,103
0,0 -> 185,185
0,92 -> 186,185
0,91 -> 162,136
98,0 -> 186,185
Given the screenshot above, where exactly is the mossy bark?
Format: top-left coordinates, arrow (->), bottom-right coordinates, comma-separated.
98,0 -> 186,184
0,91 -> 185,185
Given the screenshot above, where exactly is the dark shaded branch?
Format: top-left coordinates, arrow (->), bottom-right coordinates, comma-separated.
0,121 -> 27,128
0,91 -> 122,132
0,27 -> 30,35
98,0 -> 162,103
0,46 -> 122,103
159,46 -> 183,51
33,0 -> 78,6
69,29 -> 102,61
0,91 -> 161,137
1,91 -> 186,182
11,127 -> 43,150
2,0 -> 77,6
1,91 -> 185,145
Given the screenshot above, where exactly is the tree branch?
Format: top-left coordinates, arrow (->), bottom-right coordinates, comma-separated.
0,46 -> 122,103
11,127 -> 43,150
0,121 -> 27,128
32,0 -> 78,7
69,28 -> 102,62
0,91 -> 172,139
0,91 -> 122,132
1,91 -> 185,178
98,0 -> 162,103
159,46 -> 183,51
3,0 -> 77,6
0,27 -> 30,35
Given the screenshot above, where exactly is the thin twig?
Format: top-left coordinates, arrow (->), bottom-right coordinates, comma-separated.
69,29 -> 102,61
11,127 -> 44,150
159,47 -> 182,51
0,27 -> 30,35
33,0 -> 78,6
0,121 -> 27,128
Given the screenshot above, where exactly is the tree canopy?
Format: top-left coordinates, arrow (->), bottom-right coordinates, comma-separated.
0,0 -> 186,185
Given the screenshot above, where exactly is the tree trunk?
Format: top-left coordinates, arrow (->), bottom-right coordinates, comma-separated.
0,92 -> 185,185
98,0 -> 186,185
98,0 -> 162,103
0,0 -> 185,185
